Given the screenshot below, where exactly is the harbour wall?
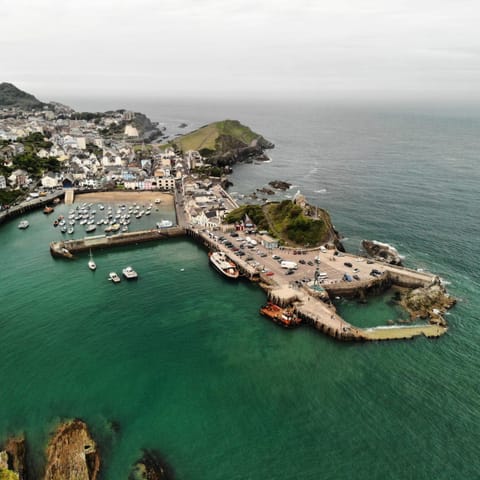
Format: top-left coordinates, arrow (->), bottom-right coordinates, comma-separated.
0,192 -> 64,225
50,227 -> 185,257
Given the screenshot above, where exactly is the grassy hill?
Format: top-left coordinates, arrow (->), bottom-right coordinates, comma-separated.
225,200 -> 335,247
0,82 -> 45,109
172,120 -> 264,157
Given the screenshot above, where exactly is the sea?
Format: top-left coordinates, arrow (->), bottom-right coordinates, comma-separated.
1,98 -> 479,479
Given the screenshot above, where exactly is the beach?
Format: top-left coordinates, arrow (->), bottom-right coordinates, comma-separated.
75,191 -> 174,205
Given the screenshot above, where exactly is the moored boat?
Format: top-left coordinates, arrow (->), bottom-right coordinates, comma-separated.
209,251 -> 239,279
260,302 -> 302,328
43,206 -> 54,214
85,224 -> 96,233
18,220 -> 29,229
88,250 -> 96,271
108,272 -> 121,283
122,266 -> 138,279
156,219 -> 173,228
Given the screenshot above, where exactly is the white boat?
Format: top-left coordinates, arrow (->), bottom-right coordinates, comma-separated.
156,220 -> 173,228
86,224 -> 97,233
155,198 -> 161,204
18,220 -> 29,229
108,272 -> 121,283
88,250 -> 96,271
209,251 -> 239,279
122,266 -> 138,279
67,227 -> 74,234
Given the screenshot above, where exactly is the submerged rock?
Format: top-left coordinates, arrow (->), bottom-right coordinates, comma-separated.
129,450 -> 173,480
0,435 -> 27,480
362,240 -> 402,265
44,419 -> 100,480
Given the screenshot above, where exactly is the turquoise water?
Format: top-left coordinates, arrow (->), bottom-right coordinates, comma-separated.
1,100 -> 480,479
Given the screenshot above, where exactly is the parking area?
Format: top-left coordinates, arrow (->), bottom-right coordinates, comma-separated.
201,229 -> 386,286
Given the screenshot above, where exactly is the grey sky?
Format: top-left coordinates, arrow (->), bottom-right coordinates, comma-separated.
2,0 -> 480,102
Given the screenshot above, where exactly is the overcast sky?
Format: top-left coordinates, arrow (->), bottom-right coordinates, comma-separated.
2,0 -> 480,103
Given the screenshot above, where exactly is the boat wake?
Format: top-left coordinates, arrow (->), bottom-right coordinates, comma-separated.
314,188 -> 327,194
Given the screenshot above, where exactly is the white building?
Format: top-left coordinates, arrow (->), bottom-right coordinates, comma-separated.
41,172 -> 60,189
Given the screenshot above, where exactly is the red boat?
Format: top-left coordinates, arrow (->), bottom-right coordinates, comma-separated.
260,302 -> 302,328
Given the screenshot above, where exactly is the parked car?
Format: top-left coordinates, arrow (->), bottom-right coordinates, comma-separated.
344,262 -> 353,268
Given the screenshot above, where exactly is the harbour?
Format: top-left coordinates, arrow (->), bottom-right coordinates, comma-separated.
45,186 -> 450,343
0,99 -> 478,480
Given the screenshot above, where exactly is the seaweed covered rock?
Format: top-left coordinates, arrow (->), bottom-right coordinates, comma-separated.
44,419 -> 100,480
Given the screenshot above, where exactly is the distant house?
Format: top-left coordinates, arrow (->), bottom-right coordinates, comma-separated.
8,169 -> 29,187
157,177 -> 175,190
41,172 -> 59,189
0,175 -> 6,189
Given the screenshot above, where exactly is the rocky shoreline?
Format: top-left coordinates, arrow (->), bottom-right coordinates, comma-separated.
1,420 -> 172,480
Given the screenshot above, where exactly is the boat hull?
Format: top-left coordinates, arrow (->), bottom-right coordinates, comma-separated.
260,303 -> 302,328
209,252 -> 239,279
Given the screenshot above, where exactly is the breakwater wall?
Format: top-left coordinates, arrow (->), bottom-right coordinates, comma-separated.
50,227 -> 185,257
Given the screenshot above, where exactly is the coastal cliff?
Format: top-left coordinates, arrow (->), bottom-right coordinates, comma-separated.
44,420 -> 100,480
172,119 -> 274,165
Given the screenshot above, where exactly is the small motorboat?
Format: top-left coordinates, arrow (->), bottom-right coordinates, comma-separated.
108,272 -> 121,283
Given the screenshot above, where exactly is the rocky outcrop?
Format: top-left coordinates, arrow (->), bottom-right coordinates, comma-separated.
129,450 -> 173,480
256,187 -> 275,195
268,180 -> 291,191
0,435 -> 27,480
401,283 -> 456,324
362,240 -> 402,265
44,419 -> 100,480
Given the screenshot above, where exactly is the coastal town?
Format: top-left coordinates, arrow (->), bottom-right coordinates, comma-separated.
0,91 -> 455,345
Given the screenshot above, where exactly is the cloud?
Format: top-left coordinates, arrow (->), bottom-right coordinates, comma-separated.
2,0 -> 480,101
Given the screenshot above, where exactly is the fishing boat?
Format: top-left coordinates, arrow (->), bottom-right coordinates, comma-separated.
122,266 -> 138,279
18,220 -> 29,229
43,206 -> 54,214
209,251 -> 239,279
85,224 -> 96,233
108,272 -> 121,283
88,250 -> 96,271
259,302 -> 302,328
